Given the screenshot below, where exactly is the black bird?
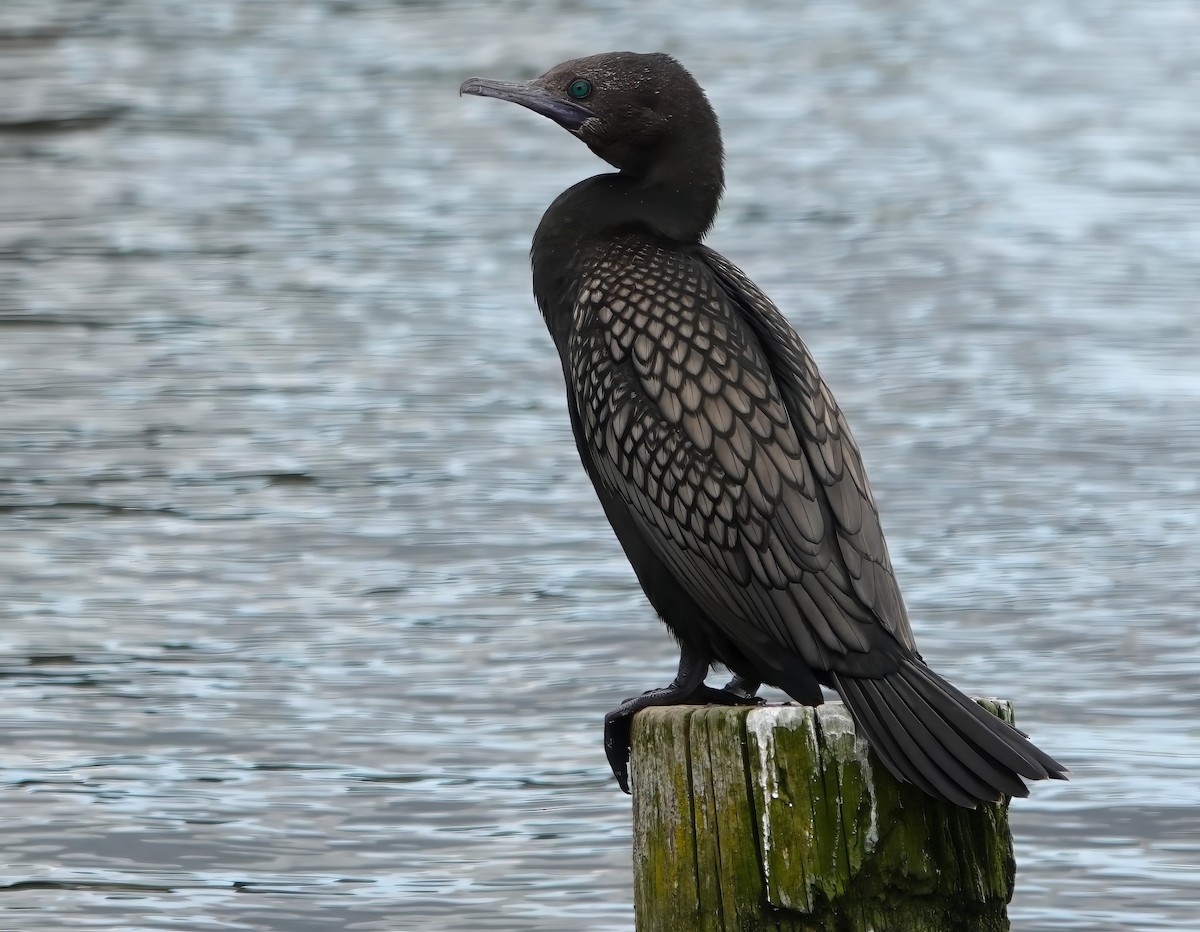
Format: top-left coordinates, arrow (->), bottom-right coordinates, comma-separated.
461,52 -> 1067,807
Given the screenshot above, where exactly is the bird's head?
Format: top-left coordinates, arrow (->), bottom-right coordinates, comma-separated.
460,51 -> 722,182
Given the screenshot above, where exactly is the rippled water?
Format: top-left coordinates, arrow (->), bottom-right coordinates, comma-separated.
2,1 -> 1197,929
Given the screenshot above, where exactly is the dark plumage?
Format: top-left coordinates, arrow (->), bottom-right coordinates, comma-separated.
460,51 -> 1066,807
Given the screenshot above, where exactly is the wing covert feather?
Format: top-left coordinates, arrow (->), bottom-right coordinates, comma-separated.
697,246 -> 915,649
568,237 -> 906,670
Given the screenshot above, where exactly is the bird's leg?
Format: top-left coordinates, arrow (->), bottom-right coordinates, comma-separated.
719,673 -> 761,701
604,648 -> 764,794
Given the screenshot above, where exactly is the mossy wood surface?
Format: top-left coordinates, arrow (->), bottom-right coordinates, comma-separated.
631,702 -> 1016,932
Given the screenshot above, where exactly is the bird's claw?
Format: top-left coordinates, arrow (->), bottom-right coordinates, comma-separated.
604,707 -> 636,794
603,684 -> 764,794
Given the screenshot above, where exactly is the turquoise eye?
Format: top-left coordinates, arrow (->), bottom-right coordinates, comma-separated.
568,78 -> 592,100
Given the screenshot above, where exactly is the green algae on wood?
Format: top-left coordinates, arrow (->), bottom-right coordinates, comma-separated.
631,702 -> 1017,932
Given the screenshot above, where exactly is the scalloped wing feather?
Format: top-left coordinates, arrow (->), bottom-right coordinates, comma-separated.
568,237 -> 908,670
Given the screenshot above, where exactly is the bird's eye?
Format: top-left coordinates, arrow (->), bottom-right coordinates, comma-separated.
568,78 -> 593,100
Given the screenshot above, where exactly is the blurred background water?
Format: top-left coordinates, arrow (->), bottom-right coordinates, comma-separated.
1,1 -> 1197,929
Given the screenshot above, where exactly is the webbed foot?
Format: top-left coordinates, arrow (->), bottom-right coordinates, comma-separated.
604,659 -> 763,793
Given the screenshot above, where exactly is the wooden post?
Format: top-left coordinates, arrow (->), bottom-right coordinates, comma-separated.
631,701 -> 1017,932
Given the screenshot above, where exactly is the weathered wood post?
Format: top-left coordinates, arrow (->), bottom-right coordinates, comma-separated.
631,702 -> 1017,932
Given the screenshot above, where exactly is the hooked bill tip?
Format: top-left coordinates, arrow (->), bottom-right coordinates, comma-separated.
459,77 -> 486,97
459,76 -> 527,99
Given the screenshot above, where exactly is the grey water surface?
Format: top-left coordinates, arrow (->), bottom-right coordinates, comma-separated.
2,1 -> 1198,930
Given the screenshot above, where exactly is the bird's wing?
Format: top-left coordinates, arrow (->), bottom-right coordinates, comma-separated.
568,236 -> 912,675
697,245 -> 915,650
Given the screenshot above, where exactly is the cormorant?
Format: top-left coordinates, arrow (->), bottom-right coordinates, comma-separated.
460,52 -> 1066,807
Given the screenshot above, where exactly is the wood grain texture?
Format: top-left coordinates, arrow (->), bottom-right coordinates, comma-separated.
632,702 -> 1017,931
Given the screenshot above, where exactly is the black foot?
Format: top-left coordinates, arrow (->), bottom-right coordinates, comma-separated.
604,663 -> 763,794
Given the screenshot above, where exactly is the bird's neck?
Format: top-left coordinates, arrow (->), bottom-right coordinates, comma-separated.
637,131 -> 724,240
531,169 -> 719,349
576,174 -> 720,237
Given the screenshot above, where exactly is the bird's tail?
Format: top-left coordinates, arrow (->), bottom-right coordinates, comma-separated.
831,658 -> 1067,808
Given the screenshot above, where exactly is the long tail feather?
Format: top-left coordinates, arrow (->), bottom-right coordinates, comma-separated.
832,659 -> 1068,808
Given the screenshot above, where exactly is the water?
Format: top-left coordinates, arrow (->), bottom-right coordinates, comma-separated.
1,1 -> 1197,929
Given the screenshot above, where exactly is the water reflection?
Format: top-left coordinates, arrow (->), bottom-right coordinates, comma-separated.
2,0 -> 1197,929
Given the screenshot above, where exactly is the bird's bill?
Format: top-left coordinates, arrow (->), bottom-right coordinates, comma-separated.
459,77 -> 594,131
